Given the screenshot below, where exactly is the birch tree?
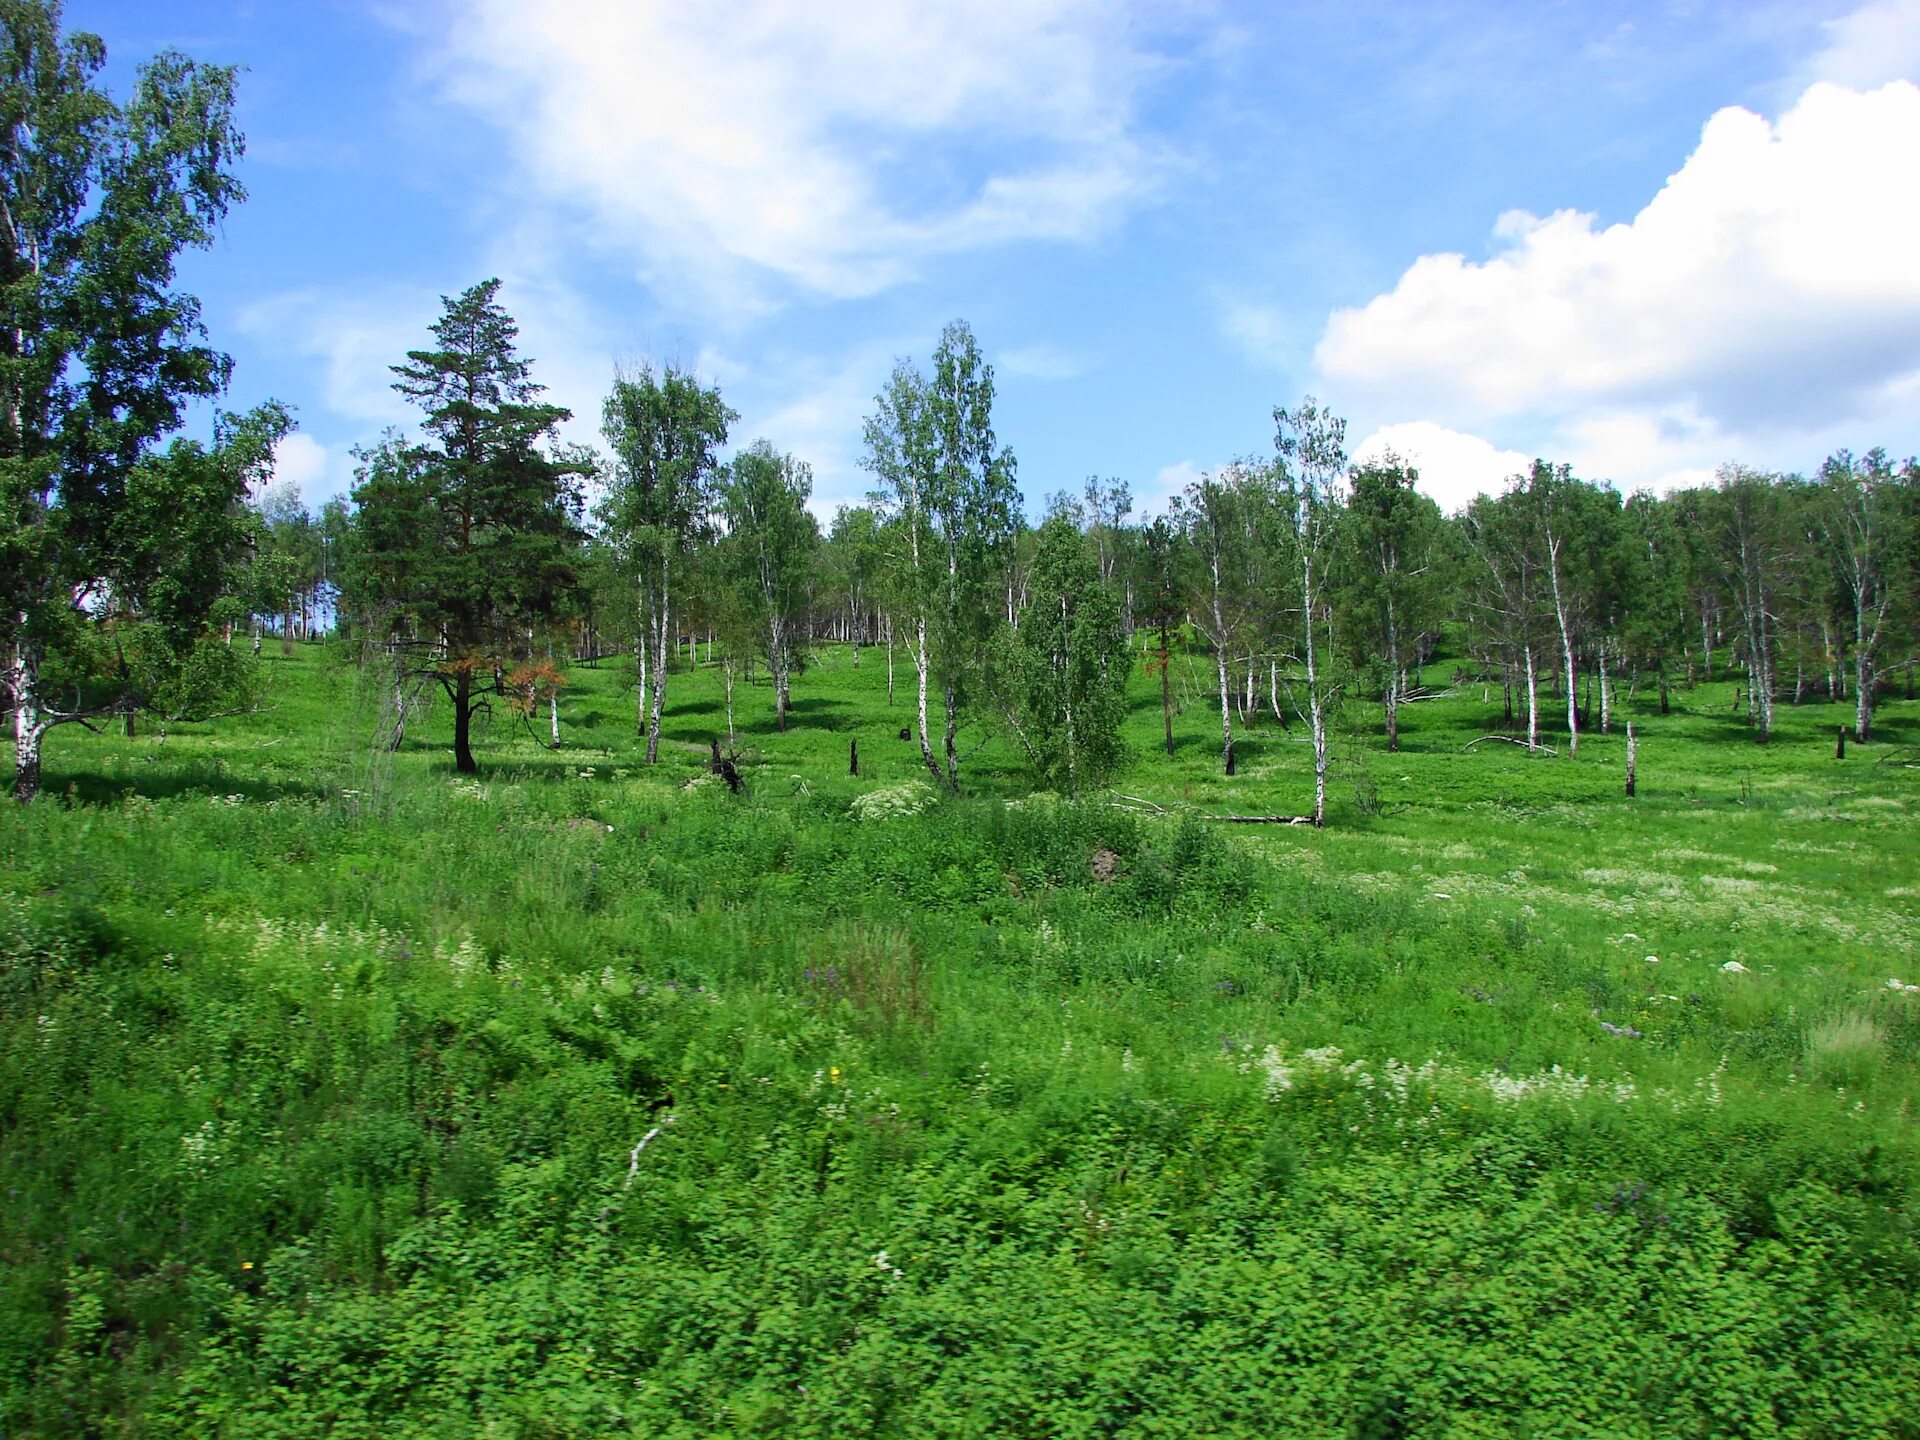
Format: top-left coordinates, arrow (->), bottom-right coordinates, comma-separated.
1274,397 -> 1348,826
1619,489 -> 1690,715
863,358 -> 944,786
1337,452 -> 1446,752
598,363 -> 733,764
3,8 -> 258,800
1462,485 -> 1548,751
1716,465 -> 1786,743
1527,461 -> 1588,757
1817,448 -> 1905,742
1174,463 -> 1266,776
863,321 -> 1019,793
719,440 -> 817,733
986,514 -> 1128,795
925,320 -> 1020,789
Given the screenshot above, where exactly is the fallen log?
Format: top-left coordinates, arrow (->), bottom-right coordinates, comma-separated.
1206,814 -> 1316,825
1463,735 -> 1557,756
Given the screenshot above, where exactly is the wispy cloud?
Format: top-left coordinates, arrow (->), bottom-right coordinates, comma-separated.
733,341 -> 916,518
236,286 -> 436,429
429,0 -> 1193,320
997,343 -> 1095,382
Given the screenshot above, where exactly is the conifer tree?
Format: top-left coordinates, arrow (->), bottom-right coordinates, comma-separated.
354,279 -> 585,774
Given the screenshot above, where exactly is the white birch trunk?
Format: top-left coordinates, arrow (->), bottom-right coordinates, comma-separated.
1524,646 -> 1539,752
913,614 -> 941,787
646,556 -> 669,765
10,632 -> 47,804
1546,534 -> 1578,758
1214,644 -> 1234,776
723,657 -> 736,745
1597,639 -> 1612,734
1303,560 -> 1328,827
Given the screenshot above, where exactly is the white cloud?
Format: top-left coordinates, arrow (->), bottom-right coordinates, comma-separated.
1805,0 -> 1920,90
237,288 -> 436,429
1215,295 -> 1292,367
730,340 -> 913,519
433,0 -> 1182,316
267,432 -> 339,503
238,259 -> 626,469
1316,80 -> 1920,435
1351,422 -> 1531,513
1135,459 -> 1207,517
998,343 -> 1094,382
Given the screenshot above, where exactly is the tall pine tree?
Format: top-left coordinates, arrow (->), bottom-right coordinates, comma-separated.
354,279 -> 585,774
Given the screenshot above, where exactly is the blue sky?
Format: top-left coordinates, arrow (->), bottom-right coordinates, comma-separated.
68,0 -> 1920,518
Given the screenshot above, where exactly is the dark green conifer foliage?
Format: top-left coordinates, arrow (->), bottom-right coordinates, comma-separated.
357,279 -> 585,773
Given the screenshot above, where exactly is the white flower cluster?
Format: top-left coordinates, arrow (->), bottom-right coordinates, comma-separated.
180,1119 -> 220,1169
438,932 -> 487,983
850,781 -> 938,820
1249,1043 -> 1348,1098
1246,1042 -> 1656,1114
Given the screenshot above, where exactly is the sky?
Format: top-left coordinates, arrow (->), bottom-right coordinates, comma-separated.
67,0 -> 1920,519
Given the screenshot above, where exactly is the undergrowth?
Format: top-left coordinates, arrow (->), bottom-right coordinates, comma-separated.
2,643 -> 1917,1436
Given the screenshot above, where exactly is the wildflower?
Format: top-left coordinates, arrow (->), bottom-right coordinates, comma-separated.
1252,1045 -> 1294,1097
829,1066 -> 842,1085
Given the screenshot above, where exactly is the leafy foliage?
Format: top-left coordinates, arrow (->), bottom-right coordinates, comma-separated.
1,2 -> 269,797
988,515 -> 1129,795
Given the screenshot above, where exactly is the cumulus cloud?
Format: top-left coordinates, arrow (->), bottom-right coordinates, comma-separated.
1351,422 -> 1532,513
1804,0 -> 1920,90
1317,80 -> 1920,434
266,433 -> 342,504
432,0 -> 1182,316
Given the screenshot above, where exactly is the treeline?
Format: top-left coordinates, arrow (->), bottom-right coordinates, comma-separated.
300,283 -> 1920,822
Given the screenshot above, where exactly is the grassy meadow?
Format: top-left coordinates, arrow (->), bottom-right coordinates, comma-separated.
3,638 -> 1918,1437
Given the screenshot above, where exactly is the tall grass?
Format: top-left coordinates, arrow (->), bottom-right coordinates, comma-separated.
2,641 -> 1917,1436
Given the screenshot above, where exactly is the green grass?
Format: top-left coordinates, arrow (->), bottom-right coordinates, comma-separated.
3,639 -> 1918,1437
